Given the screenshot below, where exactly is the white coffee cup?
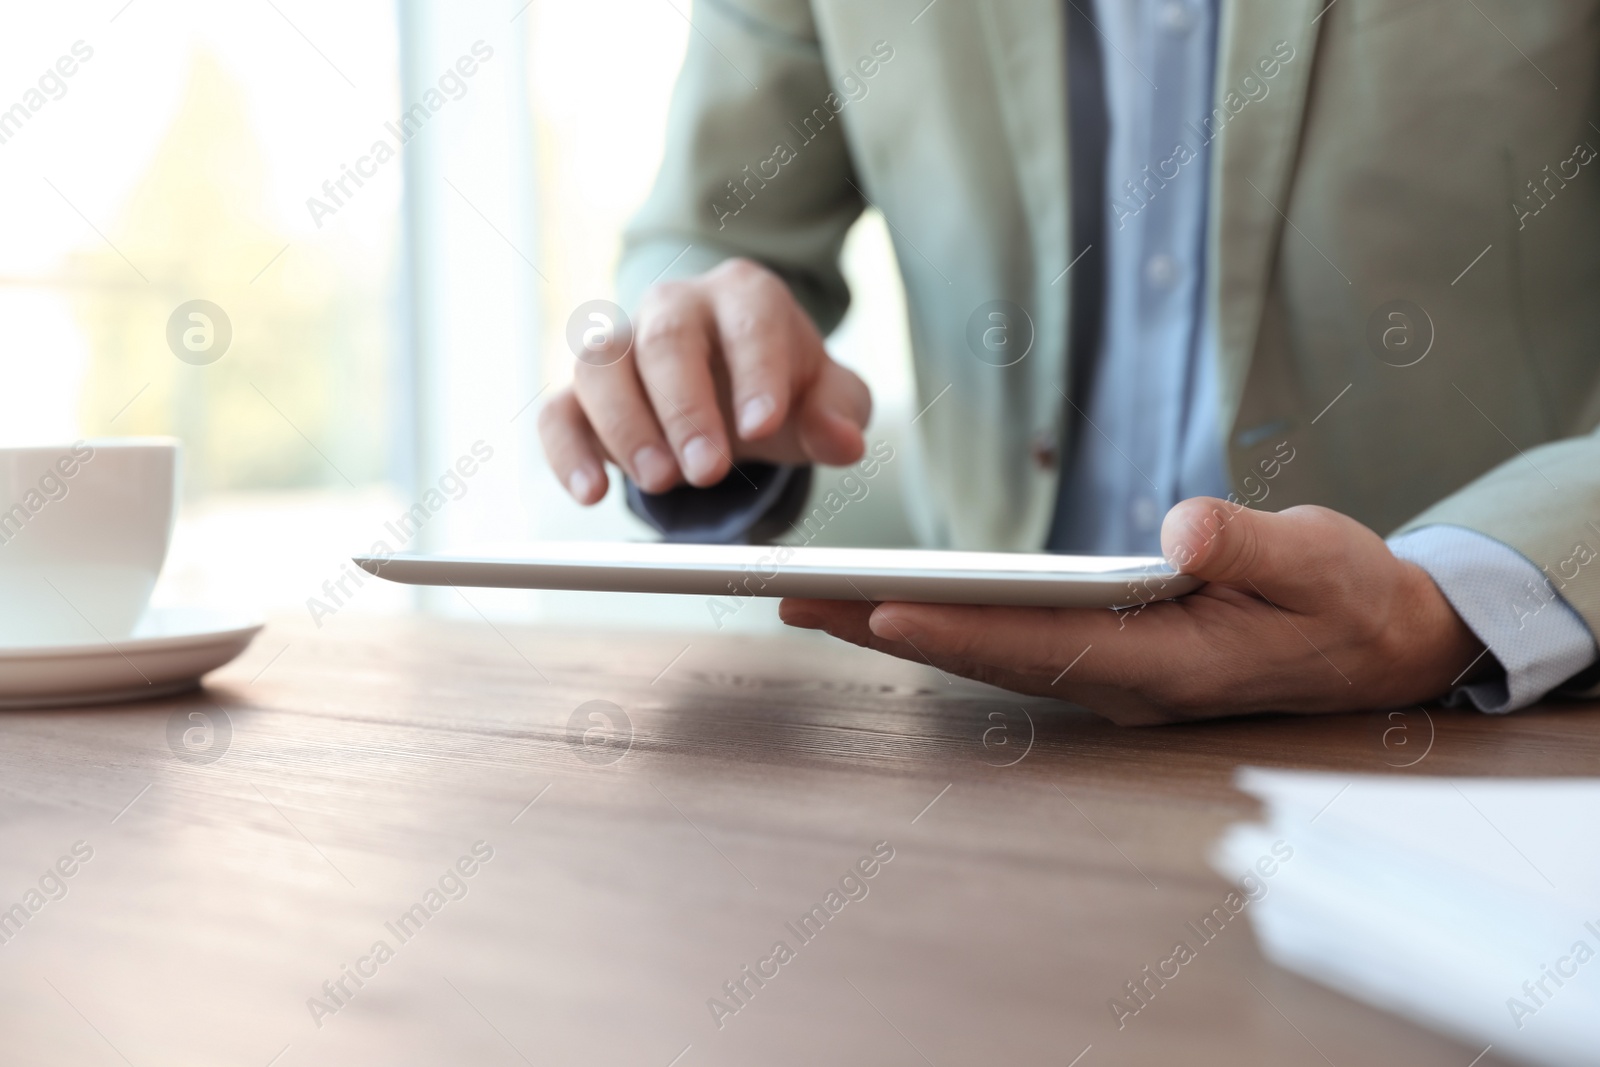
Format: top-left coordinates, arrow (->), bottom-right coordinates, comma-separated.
0,438 -> 179,647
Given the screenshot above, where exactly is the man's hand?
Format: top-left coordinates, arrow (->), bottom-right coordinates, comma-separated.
779,499 -> 1486,725
539,258 -> 872,503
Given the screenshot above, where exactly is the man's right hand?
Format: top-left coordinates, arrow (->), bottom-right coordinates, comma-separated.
538,258 -> 873,504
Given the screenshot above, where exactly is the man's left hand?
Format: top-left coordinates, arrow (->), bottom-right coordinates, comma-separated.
779,498 -> 1486,725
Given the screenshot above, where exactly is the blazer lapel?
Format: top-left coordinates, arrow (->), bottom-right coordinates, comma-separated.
977,0 -> 1071,367
1209,0 -> 1324,434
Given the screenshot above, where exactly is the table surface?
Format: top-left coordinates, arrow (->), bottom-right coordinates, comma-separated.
2,613 -> 1595,1067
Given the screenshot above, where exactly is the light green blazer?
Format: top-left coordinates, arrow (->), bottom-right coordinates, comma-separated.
618,0 -> 1600,641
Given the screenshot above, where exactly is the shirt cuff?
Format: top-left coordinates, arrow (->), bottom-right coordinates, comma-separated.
625,463 -> 812,545
1388,524 -> 1599,712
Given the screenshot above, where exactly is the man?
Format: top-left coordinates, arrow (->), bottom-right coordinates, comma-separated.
538,0 -> 1600,724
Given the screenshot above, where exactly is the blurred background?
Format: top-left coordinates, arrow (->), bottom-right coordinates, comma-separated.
0,0 -> 918,634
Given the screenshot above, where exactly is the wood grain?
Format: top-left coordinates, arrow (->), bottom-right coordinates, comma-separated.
2,612 -> 1591,1066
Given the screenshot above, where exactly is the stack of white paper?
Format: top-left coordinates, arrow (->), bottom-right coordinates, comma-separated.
1213,769 -> 1600,1066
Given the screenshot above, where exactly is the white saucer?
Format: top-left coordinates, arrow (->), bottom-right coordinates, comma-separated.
0,607 -> 264,709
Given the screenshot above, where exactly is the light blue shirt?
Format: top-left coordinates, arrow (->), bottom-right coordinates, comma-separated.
631,0 -> 1598,711
1051,0 -> 1225,553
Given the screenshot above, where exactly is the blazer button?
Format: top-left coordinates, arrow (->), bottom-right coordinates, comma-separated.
1030,431 -> 1058,470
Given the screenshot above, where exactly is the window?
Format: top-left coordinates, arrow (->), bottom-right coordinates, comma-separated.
2,1 -> 914,636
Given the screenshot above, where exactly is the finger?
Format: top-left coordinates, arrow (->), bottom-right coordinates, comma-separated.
796,359 -> 870,466
572,352 -> 682,494
783,598 -> 1107,704
1160,498 -> 1354,603
866,601 -> 1184,690
870,604 -> 1112,673
779,598 -> 870,632
537,388 -> 610,504
634,285 -> 733,487
706,260 -> 799,441
782,598 -> 972,674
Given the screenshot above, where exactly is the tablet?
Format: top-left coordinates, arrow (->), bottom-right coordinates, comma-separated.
352,542 -> 1200,609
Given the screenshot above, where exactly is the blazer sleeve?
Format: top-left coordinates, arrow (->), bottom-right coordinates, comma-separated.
616,0 -> 864,332
1394,425 -> 1600,697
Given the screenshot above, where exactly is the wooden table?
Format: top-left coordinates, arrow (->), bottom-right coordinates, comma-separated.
2,613 -> 1594,1066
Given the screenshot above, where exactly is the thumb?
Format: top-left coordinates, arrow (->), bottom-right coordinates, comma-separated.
1160,496 -> 1308,591
797,359 -> 870,466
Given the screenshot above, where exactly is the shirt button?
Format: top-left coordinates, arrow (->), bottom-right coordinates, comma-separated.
1030,430 -> 1058,470
1158,1 -> 1195,33
1144,253 -> 1178,289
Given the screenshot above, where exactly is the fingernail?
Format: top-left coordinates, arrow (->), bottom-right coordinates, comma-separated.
821,407 -> 857,432
632,445 -> 676,490
681,436 -> 721,483
821,408 -> 866,453
872,612 -> 920,643
737,394 -> 776,437
567,467 -> 597,501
